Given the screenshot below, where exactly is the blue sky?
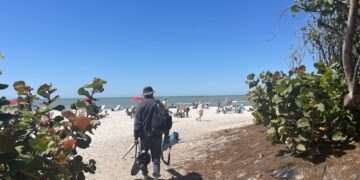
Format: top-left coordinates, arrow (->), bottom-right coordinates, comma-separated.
0,0 -> 310,97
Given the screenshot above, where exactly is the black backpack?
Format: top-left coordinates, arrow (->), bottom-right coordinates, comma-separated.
144,101 -> 172,136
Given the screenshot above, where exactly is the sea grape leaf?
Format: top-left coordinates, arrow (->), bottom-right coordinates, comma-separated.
247,73 -> 255,81
30,134 -> 51,154
37,84 -> 51,99
0,84 -> 8,90
291,4 -> 300,13
296,144 -> 306,152
53,105 -> 65,111
85,78 -> 107,93
315,103 -> 325,112
54,116 -> 64,122
332,131 -> 347,142
13,81 -> 27,93
76,134 -> 91,149
278,126 -> 286,136
297,118 -> 310,128
266,127 -> 276,141
0,97 -> 9,106
0,113 -> 13,123
78,88 -> 90,97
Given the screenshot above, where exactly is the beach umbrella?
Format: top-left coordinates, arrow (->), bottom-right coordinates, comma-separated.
9,99 -> 17,105
132,96 -> 143,102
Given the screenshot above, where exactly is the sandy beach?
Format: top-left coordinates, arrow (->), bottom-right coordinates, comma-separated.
80,107 -> 253,180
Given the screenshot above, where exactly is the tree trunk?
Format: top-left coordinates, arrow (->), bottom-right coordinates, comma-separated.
343,0 -> 360,110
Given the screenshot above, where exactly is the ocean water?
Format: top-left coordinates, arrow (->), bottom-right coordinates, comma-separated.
56,95 -> 249,109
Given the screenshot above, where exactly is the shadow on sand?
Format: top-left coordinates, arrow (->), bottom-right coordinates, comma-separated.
167,169 -> 203,180
275,143 -> 356,165
134,169 -> 203,180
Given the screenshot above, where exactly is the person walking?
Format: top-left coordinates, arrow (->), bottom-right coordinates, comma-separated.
134,86 -> 172,180
196,103 -> 204,121
185,106 -> 190,118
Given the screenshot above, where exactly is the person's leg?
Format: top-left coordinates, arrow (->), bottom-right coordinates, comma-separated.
150,135 -> 162,179
140,138 -> 150,177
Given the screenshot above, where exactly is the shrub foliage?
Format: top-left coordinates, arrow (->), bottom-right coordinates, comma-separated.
0,59 -> 107,179
247,62 -> 360,156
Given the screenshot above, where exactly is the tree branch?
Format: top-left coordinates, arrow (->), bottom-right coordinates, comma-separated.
342,0 -> 359,93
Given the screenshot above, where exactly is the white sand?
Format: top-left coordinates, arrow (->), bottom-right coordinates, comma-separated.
80,107 -> 253,180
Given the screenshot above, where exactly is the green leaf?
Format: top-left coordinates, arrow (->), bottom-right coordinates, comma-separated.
16,115 -> 33,129
37,84 -> 51,99
297,118 -> 310,128
78,87 -> 90,97
252,111 -> 263,125
247,73 -> 255,81
271,118 -> 280,125
315,103 -> 325,112
54,116 -> 64,122
278,126 -> 286,136
30,134 -> 51,154
332,131 -> 347,142
326,0 -> 334,5
296,144 -> 306,152
0,97 -> 9,106
53,105 -> 65,111
266,127 -> 276,141
272,95 -> 282,104
291,5 -> 300,13
0,84 -> 8,90
13,81 -> 27,93
295,99 -> 302,107
0,113 -> 14,123
70,156 -> 85,173
87,104 -> 99,116
84,78 -> 107,93
76,135 -> 91,149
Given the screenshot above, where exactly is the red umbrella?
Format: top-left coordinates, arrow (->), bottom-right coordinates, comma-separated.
131,96 -> 143,101
9,99 -> 17,105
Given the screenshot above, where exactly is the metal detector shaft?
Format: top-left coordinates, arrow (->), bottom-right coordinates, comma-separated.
122,143 -> 136,159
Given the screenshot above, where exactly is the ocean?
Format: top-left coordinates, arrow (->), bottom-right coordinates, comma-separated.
55,95 -> 249,109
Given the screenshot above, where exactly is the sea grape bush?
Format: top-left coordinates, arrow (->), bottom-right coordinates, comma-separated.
0,59 -> 106,179
246,71 -> 286,126
247,62 -> 360,156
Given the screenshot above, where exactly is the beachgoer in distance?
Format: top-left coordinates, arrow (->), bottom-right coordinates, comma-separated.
131,105 -> 137,119
196,103 -> 204,121
185,106 -> 190,118
217,101 -> 221,114
162,98 -> 168,110
134,86 -> 172,180
126,108 -> 131,117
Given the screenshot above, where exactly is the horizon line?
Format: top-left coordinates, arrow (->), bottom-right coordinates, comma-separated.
59,94 -> 247,99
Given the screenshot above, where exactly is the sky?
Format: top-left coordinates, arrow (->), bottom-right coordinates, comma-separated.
0,0 -> 311,98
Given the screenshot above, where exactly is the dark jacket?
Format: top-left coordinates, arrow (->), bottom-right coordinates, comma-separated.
134,98 -> 158,139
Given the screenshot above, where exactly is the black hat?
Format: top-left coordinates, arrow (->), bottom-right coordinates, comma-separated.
143,86 -> 155,96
